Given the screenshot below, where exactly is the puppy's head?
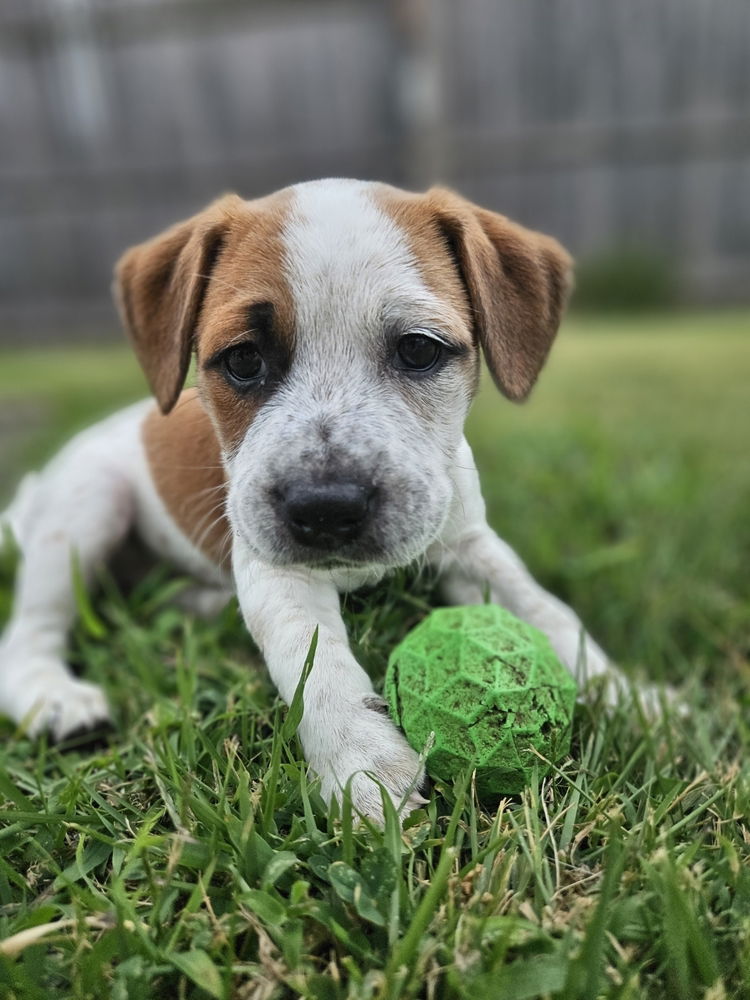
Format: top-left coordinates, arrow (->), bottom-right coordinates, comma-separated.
115,180 -> 572,570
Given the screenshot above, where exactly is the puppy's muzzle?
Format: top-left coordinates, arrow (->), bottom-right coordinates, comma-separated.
280,481 -> 375,548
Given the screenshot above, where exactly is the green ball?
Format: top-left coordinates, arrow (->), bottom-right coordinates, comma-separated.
385,605 -> 577,797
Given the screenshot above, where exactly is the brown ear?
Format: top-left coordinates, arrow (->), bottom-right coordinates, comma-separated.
426,188 -> 574,401
113,194 -> 244,413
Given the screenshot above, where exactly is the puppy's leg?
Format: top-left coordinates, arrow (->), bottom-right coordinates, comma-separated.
434,525 -> 675,713
430,440 -> 619,695
0,461 -> 133,741
435,527 -> 611,686
234,550 -> 425,821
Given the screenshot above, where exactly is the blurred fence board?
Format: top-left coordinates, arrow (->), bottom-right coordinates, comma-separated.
1,0 -> 749,340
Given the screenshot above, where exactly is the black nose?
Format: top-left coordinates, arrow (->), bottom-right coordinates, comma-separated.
283,482 -> 373,547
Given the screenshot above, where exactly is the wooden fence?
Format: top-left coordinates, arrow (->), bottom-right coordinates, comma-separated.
1,0 -> 749,340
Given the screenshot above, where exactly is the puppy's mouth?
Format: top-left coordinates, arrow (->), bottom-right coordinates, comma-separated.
271,520 -> 440,573
234,520 -> 389,569
280,537 -> 388,570
306,555 -> 362,568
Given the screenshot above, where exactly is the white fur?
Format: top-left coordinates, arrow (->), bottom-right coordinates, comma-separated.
0,401 -> 229,739
234,548 -> 426,817
0,403 -> 145,738
1,179 -> 629,821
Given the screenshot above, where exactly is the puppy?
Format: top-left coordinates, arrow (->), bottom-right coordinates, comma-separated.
0,180 -> 615,820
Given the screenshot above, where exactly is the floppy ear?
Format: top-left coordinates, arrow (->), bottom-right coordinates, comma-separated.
113,194 -> 244,413
426,188 -> 574,401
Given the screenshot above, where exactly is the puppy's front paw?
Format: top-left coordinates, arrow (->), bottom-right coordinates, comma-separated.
0,658 -> 111,744
588,670 -> 686,719
550,627 -> 611,686
549,629 -> 682,718
308,696 -> 427,824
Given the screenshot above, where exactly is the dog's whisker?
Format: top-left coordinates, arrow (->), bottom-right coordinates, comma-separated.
194,516 -> 230,557
189,498 -> 230,549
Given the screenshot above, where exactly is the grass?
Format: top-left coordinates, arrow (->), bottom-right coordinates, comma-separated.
0,310 -> 749,999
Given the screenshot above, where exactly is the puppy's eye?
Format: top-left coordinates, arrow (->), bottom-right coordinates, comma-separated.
394,333 -> 442,373
223,344 -> 266,384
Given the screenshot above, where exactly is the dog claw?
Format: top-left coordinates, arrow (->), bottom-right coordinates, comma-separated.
363,695 -> 390,715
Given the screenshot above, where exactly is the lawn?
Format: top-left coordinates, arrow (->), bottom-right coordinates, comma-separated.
0,311 -> 748,999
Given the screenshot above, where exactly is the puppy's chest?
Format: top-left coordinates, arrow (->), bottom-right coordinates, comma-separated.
141,389 -> 231,571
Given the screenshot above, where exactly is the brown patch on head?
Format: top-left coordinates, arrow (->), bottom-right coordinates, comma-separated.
142,388 -> 230,568
194,189 -> 296,453
375,186 -> 475,341
375,185 -> 482,397
114,189 -> 296,452
378,185 -> 574,401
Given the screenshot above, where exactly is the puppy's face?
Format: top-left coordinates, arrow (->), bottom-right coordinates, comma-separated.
200,181 -> 477,569
116,180 -> 572,569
